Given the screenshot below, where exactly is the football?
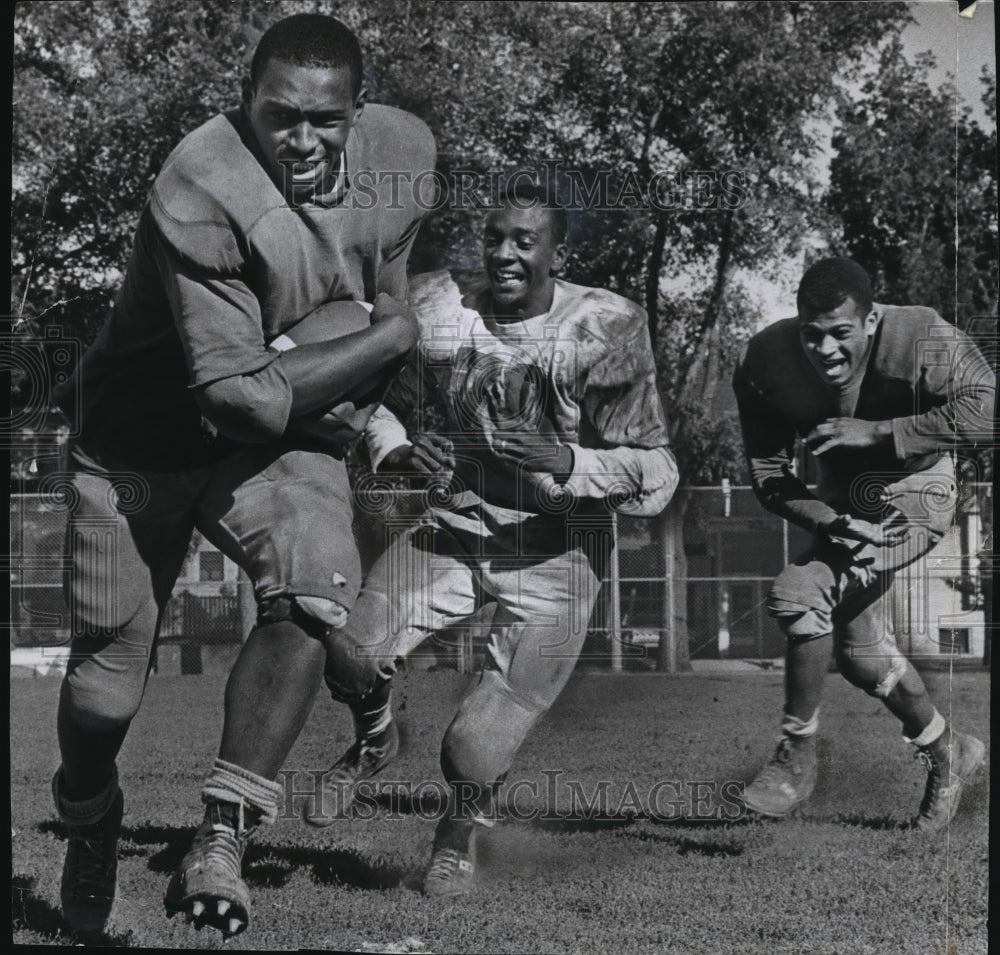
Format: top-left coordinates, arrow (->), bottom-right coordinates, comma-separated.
269,299 -> 391,448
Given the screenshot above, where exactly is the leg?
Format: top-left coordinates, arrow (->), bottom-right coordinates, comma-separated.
305,519 -> 479,826
834,578 -> 985,831
425,534 -> 602,896
165,447 -> 364,934
742,550 -> 846,818
55,459 -> 194,934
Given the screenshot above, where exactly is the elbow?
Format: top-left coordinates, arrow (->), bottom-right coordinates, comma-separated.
616,449 -> 679,517
195,376 -> 291,443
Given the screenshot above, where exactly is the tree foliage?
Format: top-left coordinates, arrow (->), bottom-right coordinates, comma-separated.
826,39 -> 998,333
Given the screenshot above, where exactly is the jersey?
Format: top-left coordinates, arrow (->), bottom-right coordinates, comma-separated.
60,105 -> 435,470
733,304 -> 995,532
365,269 -> 678,519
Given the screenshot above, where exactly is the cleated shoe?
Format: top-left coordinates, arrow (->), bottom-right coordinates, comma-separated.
913,732 -> 986,833
303,720 -> 399,827
60,788 -> 124,936
423,818 -> 477,898
742,735 -> 817,819
165,801 -> 253,936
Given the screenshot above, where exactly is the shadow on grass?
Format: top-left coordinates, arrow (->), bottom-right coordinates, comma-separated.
828,813 -> 910,831
10,873 -> 134,947
39,818 -> 410,894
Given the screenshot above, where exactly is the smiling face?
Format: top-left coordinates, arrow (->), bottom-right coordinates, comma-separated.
798,296 -> 879,389
482,203 -> 569,319
243,58 -> 365,202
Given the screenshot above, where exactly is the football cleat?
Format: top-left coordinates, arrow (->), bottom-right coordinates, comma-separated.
302,720 -> 399,827
423,845 -> 476,898
913,732 -> 985,833
165,802 -> 253,936
60,788 -> 124,936
423,818 -> 477,897
742,734 -> 817,819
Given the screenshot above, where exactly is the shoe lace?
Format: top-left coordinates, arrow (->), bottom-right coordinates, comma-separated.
427,848 -> 462,882
195,823 -> 245,876
753,738 -> 795,786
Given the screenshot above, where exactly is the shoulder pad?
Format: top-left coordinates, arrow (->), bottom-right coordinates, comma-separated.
356,105 -> 437,173
555,281 -> 649,344
149,112 -> 283,274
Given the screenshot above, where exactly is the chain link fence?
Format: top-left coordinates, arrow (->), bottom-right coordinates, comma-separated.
9,480 -> 993,672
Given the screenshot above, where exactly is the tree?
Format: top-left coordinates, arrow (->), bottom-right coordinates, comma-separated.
12,1 -> 926,669
826,40 -> 998,334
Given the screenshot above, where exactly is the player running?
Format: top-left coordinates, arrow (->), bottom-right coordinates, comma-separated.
50,14 -> 434,938
733,257 -> 992,829
305,183 -> 679,896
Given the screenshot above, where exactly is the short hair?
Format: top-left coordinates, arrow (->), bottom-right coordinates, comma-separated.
250,14 -> 363,96
499,180 -> 568,245
797,257 -> 873,317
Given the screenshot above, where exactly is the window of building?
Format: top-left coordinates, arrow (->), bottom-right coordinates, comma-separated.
199,550 -> 225,582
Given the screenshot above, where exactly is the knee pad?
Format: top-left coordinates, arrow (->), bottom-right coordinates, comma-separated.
257,594 -> 346,640
441,670 -> 544,792
63,663 -> 146,733
769,561 -> 836,619
835,644 -> 908,698
767,596 -> 832,641
323,624 -> 393,704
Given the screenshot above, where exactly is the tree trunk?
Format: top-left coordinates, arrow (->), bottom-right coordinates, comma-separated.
658,487 -> 692,672
645,211 -> 669,348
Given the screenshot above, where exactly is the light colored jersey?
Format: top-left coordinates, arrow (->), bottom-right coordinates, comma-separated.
366,269 -> 678,518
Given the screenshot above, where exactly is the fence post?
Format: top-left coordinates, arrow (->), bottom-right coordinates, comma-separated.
608,513 -> 622,672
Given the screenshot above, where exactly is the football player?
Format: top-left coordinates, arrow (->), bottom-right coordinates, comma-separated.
50,13 -> 434,937
306,183 -> 680,896
733,257 -> 992,828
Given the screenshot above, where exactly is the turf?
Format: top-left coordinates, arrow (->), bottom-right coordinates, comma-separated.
10,667 -> 989,953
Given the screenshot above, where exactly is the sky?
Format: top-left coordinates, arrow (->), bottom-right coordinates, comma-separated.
740,0 -> 996,321
903,0 -> 996,123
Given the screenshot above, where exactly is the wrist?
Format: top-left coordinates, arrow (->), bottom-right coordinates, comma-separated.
378,443 -> 412,473
874,420 -> 893,444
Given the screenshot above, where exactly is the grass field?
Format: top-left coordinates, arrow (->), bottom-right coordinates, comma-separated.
10,665 -> 989,954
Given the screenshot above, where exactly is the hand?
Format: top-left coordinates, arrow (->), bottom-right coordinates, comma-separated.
485,362 -> 573,477
822,514 -> 907,548
380,433 -> 455,477
369,293 -> 419,351
493,430 -> 574,477
805,418 -> 891,456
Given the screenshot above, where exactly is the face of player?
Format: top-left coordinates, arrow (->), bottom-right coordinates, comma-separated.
798,297 -> 878,389
243,59 -> 366,202
482,204 -> 569,319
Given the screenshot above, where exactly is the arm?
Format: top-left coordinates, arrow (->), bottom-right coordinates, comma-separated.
733,361 -> 839,534
891,321 -> 995,459
154,222 -> 416,442
528,323 -> 678,517
363,350 -> 455,478
801,317 -> 995,459
733,363 -> 901,546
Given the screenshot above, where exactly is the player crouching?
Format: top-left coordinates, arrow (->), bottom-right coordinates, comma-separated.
732,257 -> 991,830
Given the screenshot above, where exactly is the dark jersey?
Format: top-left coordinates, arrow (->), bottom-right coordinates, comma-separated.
62,105 -> 435,470
733,305 -> 995,531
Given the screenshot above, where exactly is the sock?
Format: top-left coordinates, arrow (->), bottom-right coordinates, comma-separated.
351,681 -> 393,747
201,758 -> 284,827
905,710 -> 947,750
781,708 -> 820,739
52,764 -> 120,827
